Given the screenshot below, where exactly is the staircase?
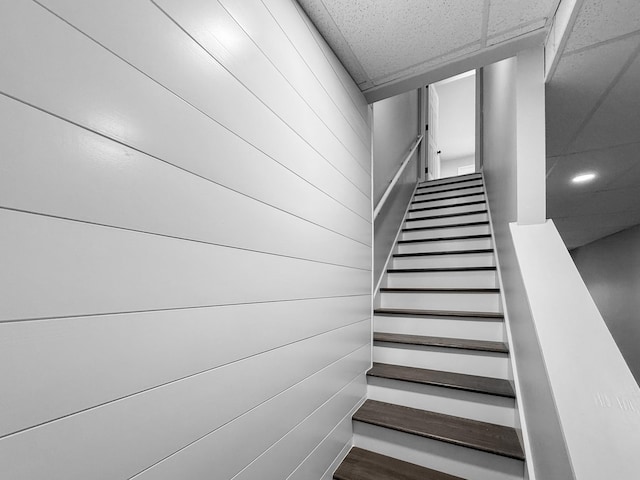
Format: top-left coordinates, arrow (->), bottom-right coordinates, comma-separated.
335,173 -> 525,480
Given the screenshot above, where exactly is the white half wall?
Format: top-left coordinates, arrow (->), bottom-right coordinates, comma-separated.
511,220 -> 640,480
0,0 -> 372,478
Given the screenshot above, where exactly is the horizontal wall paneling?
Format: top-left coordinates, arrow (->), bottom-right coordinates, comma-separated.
0,320 -> 370,480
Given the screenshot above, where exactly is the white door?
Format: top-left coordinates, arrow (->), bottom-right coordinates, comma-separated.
427,84 -> 440,180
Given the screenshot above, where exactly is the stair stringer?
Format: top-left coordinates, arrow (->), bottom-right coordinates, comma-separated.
481,173 -> 537,480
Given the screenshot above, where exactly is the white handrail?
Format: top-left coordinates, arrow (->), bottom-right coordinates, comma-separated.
373,134 -> 423,220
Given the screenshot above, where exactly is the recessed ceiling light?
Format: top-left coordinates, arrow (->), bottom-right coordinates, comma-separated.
571,172 -> 596,184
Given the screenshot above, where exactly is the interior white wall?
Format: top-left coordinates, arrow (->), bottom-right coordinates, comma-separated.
515,48 -> 546,225
440,154 -> 475,178
571,224 -> 640,383
373,89 -> 419,205
435,73 -> 476,168
0,0 -> 372,478
482,54 -> 573,480
373,89 -> 420,285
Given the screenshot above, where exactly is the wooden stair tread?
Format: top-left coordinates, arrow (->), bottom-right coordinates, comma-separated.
403,221 -> 489,232
417,175 -> 481,189
368,362 -> 515,398
353,400 -> 525,460
412,191 -> 485,205
393,248 -> 493,257
374,332 -> 508,353
380,287 -> 499,293
374,308 -> 504,319
397,234 -> 491,244
405,209 -> 487,222
333,447 -> 463,480
409,200 -> 486,213
388,266 -> 497,273
414,184 -> 483,197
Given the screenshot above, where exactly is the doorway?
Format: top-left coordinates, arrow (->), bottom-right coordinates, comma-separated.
425,70 -> 477,180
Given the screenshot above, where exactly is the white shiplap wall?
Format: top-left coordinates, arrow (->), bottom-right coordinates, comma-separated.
0,0 -> 372,478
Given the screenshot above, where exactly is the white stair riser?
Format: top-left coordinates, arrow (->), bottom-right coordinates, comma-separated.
413,186 -> 484,202
417,174 -> 481,188
374,315 -> 505,343
392,252 -> 495,268
366,378 -> 516,427
397,238 -> 492,254
353,422 -> 524,480
373,345 -> 509,379
402,224 -> 490,240
405,213 -> 488,229
385,270 -> 498,289
407,202 -> 486,218
415,181 -> 483,194
380,292 -> 502,313
412,193 -> 485,209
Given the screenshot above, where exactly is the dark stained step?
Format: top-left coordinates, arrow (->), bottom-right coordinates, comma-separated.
398,234 -> 491,244
374,308 -> 504,320
353,400 -> 525,460
393,248 -> 493,257
405,209 -> 488,222
412,191 -> 485,205
373,332 -> 508,353
388,266 -> 497,273
416,181 -> 483,195
380,287 -> 499,293
368,362 -> 515,398
403,221 -> 489,233
414,184 -> 483,197
409,199 -> 486,214
417,174 -> 482,190
334,447 -> 463,480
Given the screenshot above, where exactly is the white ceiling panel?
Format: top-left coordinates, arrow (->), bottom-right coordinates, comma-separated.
548,185 -> 640,218
545,37 -> 639,156
598,144 -> 640,190
295,0 -> 371,87
547,142 -> 640,196
565,0 -> 640,52
316,0 -> 484,81
298,0 -> 554,98
373,42 -> 481,87
572,46 -> 640,151
487,18 -> 547,46
487,0 -> 558,37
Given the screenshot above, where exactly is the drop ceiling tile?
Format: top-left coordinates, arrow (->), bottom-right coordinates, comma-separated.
565,0 -> 640,52
487,0 -> 558,37
297,0 -> 370,85
601,145 -> 640,190
548,184 -> 640,218
545,37 -> 639,156
318,0 -> 484,81
487,18 -> 547,46
371,42 -> 481,87
547,142 -> 640,197
571,47 -> 640,152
